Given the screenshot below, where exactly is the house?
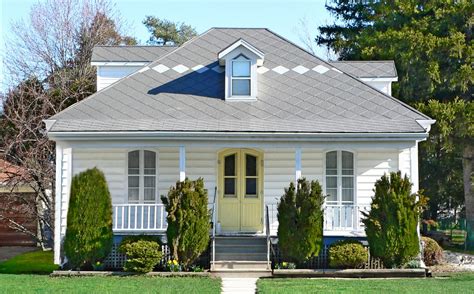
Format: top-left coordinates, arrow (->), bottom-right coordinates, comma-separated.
45,28 -> 434,269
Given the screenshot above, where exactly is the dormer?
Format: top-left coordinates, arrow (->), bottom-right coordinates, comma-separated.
218,39 -> 264,101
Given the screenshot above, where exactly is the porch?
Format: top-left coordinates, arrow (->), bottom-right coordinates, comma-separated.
110,202 -> 370,236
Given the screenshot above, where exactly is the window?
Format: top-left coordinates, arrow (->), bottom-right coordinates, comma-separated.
231,55 -> 251,96
128,150 -> 157,203
325,151 -> 354,204
224,153 -> 237,197
245,154 -> 258,198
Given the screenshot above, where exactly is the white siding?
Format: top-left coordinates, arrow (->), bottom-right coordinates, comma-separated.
186,147 -> 218,201
262,148 -> 294,204
157,147 -> 179,198
365,80 -> 392,95
96,66 -> 142,91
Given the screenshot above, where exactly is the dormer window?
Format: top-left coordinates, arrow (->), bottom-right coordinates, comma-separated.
218,39 -> 265,101
231,55 -> 251,96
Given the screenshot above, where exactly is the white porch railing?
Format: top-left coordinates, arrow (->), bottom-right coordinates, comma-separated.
265,203 -> 370,235
112,204 -> 167,232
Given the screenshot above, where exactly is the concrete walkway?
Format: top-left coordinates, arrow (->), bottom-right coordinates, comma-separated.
0,246 -> 37,262
221,277 -> 258,294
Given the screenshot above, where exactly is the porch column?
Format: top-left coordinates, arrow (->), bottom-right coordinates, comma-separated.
295,147 -> 302,183
179,146 -> 186,182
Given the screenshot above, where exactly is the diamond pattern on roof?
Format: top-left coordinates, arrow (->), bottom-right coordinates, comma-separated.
257,66 -> 269,74
272,66 -> 289,74
192,64 -> 209,73
292,65 -> 309,74
172,64 -> 189,73
152,64 -> 169,73
212,65 -> 225,73
313,65 -> 330,74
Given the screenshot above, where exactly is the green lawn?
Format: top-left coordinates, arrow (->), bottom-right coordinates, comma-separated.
0,275 -> 221,293
0,250 -> 58,274
257,273 -> 474,294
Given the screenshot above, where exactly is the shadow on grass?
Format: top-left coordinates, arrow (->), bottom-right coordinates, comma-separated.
0,250 -> 58,275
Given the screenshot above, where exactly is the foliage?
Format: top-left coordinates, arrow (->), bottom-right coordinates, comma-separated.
277,178 -> 324,262
63,168 -> 113,269
0,250 -> 58,275
318,1 -> 473,102
161,178 -> 210,268
119,235 -> 163,247
274,262 -> 296,270
164,259 -> 182,272
422,236 -> 444,266
362,172 -> 423,268
0,0 -> 136,248
119,240 -> 162,273
329,240 -> 368,269
0,275 -> 223,293
143,16 -> 197,46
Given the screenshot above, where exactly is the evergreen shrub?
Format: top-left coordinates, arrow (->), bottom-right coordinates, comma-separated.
422,236 -> 444,266
329,240 -> 368,269
161,178 -> 210,268
119,239 -> 162,273
277,178 -> 324,262
63,167 -> 113,269
362,171 -> 423,268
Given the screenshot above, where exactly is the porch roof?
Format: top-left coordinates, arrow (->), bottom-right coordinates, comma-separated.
47,28 -> 431,135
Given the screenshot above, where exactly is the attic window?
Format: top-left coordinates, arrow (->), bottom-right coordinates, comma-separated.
231,55 -> 251,96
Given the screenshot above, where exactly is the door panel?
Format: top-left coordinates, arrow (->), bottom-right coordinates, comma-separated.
218,149 -> 263,233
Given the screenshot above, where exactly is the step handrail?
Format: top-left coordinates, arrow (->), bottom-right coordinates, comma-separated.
265,204 -> 271,270
211,186 -> 217,270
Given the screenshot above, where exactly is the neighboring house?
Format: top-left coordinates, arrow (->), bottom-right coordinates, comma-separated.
45,28 -> 434,268
0,159 -> 37,246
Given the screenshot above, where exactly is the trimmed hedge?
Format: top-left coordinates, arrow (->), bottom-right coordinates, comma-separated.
329,240 -> 368,269
63,167 -> 113,269
277,178 -> 324,262
119,239 -> 162,273
422,236 -> 444,266
362,172 -> 422,268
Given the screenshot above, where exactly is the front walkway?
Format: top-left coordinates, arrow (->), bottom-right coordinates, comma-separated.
221,277 -> 258,294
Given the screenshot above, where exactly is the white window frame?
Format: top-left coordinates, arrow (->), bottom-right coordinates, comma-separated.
231,56 -> 251,97
126,150 -> 158,204
324,150 -> 355,205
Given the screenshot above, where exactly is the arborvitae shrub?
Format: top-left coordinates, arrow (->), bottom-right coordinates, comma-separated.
329,240 -> 368,269
63,167 -> 113,269
161,178 -> 210,268
119,239 -> 162,273
362,171 -> 422,268
422,236 -> 444,266
277,178 -> 324,262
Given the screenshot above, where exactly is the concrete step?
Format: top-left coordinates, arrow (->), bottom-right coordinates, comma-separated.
211,261 -> 270,271
215,252 -> 267,261
215,245 -> 267,254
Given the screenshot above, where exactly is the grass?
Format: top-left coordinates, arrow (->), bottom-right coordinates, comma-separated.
0,250 -> 58,274
257,272 -> 474,294
0,275 -> 221,293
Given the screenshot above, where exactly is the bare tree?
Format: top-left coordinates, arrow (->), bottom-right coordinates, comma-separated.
1,0 -> 135,248
294,17 -> 317,55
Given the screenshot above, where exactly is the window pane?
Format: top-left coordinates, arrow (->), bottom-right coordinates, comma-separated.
128,188 -> 139,202
342,169 -> 353,175
342,151 -> 353,169
144,188 -> 156,202
224,178 -> 236,197
232,79 -> 250,96
342,177 -> 354,189
342,189 -> 354,202
246,178 -> 257,197
232,60 -> 250,77
128,176 -> 139,188
246,154 -> 257,177
326,176 -> 337,189
224,154 -> 235,176
326,169 -> 337,175
144,176 -> 155,188
326,151 -> 337,169
144,151 -> 156,169
326,188 -> 337,202
128,150 -> 139,173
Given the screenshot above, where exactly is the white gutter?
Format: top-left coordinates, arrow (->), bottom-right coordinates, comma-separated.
46,130 -> 429,141
90,62 -> 148,66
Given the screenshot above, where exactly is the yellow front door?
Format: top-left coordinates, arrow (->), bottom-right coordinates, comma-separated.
218,149 -> 263,233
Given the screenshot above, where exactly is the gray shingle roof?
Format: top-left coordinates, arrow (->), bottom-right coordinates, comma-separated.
50,28 -> 428,134
329,61 -> 397,78
92,46 -> 176,62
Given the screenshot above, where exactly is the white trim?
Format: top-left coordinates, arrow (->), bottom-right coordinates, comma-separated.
179,146 -> 186,182
47,131 -> 430,141
323,150 -> 356,205
91,61 -> 148,66
218,39 -> 264,66
416,119 -> 436,132
410,142 -> 419,193
126,149 -> 159,203
53,144 -> 63,265
295,148 -> 302,182
360,77 -> 398,82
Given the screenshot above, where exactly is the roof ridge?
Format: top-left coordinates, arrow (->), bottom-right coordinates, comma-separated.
329,60 -> 395,63
94,45 -> 177,48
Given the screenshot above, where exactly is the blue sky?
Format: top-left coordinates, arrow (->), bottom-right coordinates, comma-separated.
1,0 -> 334,92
